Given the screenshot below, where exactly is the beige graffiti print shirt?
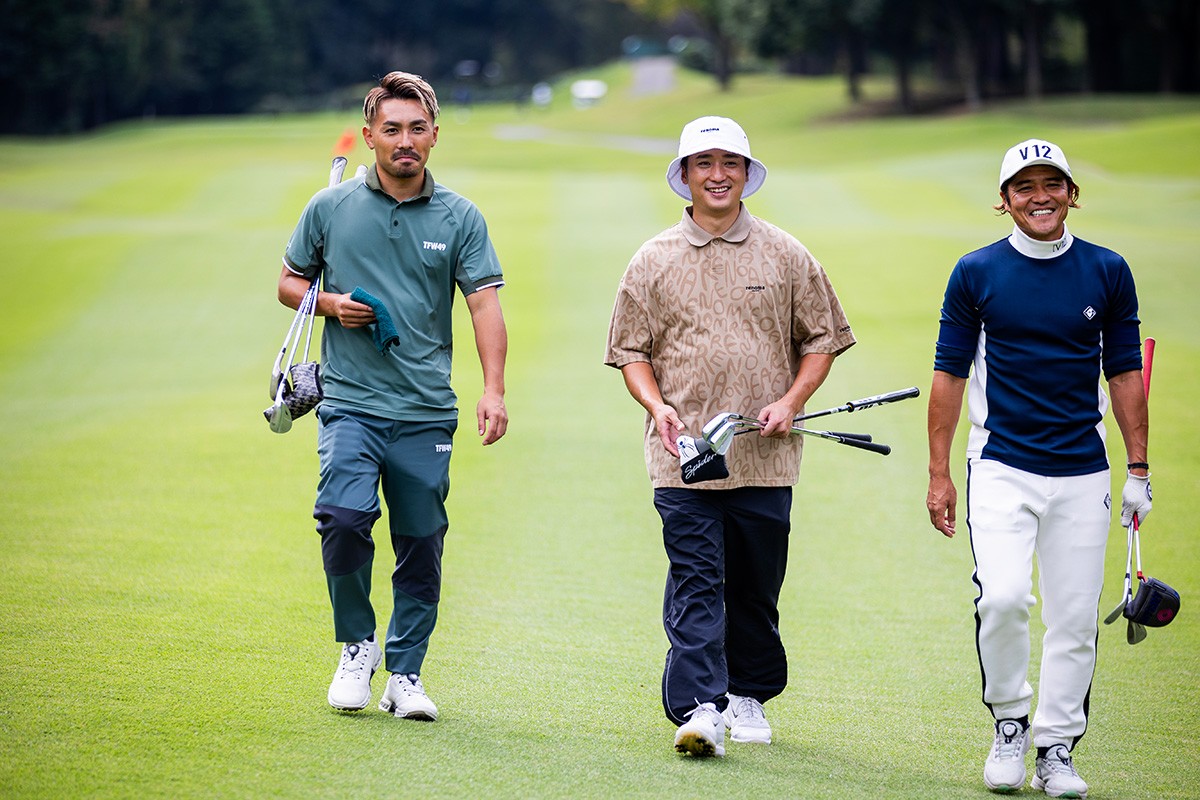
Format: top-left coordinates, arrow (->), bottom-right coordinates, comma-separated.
605,206 -> 856,489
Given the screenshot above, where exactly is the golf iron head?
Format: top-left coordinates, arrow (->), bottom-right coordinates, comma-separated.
1127,619 -> 1147,645
701,412 -> 769,456
1104,598 -> 1126,625
705,418 -> 742,456
701,413 -> 736,449
264,399 -> 293,434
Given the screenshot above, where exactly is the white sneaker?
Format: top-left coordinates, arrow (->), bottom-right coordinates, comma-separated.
674,702 -> 726,757
379,673 -> 438,721
983,719 -> 1030,792
723,693 -> 772,744
1031,744 -> 1088,798
327,638 -> 382,711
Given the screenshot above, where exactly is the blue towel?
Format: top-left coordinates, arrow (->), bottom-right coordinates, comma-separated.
349,287 -> 400,355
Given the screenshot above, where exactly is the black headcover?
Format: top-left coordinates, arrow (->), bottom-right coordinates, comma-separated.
681,439 -> 729,484
1124,577 -> 1180,627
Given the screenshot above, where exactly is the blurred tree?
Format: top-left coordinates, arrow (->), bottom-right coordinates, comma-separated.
0,0 -> 641,133
758,0 -> 879,102
1079,0 -> 1200,93
625,0 -> 770,89
1,0 -> 1197,134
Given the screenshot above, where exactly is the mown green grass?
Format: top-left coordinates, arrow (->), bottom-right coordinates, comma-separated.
1,64 -> 1197,798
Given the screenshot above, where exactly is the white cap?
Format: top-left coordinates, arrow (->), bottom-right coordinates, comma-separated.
999,138 -> 1072,190
665,116 -> 768,200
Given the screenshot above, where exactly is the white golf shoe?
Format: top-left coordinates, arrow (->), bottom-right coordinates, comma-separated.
723,693 -> 772,744
1031,744 -> 1088,798
379,673 -> 438,721
674,702 -> 725,757
327,638 -> 382,711
983,719 -> 1030,793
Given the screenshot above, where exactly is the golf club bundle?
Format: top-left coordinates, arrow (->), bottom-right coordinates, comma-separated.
1100,336 -> 1178,643
263,153 -> 351,433
1104,516 -> 1180,644
264,273 -> 324,433
680,386 -> 920,483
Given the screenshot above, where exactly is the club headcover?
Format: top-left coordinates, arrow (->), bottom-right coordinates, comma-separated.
1124,576 -> 1180,628
680,437 -> 729,484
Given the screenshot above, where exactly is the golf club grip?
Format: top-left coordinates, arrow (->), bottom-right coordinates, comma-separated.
329,156 -> 348,187
1142,337 -> 1154,399
845,386 -> 920,412
825,431 -> 872,442
834,435 -> 891,455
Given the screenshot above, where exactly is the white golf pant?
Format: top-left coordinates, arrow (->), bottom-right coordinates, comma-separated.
967,458 -> 1111,749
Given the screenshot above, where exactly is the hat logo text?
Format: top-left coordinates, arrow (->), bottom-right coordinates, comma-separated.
1019,143 -> 1053,161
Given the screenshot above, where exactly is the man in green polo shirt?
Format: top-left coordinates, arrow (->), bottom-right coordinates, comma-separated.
277,71 -> 508,721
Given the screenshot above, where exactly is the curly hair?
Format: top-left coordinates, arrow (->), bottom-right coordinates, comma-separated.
363,71 -> 440,126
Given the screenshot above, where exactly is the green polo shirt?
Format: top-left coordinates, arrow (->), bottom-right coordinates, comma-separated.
283,167 -> 504,421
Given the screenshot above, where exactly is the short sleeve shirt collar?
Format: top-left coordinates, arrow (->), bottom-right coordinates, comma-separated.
365,166 -> 435,204
680,203 -> 752,246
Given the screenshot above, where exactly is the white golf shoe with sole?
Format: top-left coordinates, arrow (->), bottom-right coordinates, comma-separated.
379,673 -> 438,721
1031,744 -> 1088,798
327,638 -> 382,711
984,719 -> 1030,793
723,693 -> 772,744
674,702 -> 726,757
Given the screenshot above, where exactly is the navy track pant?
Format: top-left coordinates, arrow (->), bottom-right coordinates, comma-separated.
653,486 -> 791,725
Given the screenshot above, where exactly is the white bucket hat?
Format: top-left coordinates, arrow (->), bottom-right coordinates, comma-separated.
998,138 -> 1072,190
665,116 -> 768,201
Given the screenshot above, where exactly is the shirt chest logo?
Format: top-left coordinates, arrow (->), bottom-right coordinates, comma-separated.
1082,306 -> 1097,320
423,240 -> 447,251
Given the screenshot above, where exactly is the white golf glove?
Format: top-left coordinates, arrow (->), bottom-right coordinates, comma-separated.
1120,471 -> 1152,527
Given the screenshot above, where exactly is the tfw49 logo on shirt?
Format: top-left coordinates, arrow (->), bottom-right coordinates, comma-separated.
423,240 -> 447,251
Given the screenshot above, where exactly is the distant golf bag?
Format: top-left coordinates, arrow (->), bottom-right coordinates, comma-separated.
264,272 -> 324,433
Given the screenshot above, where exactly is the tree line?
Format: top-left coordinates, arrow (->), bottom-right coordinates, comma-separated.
1,0 -> 1196,135
647,0 -> 1199,110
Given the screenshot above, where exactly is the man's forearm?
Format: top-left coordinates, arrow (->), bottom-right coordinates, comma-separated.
620,361 -> 665,413
1109,369 -> 1148,468
928,371 -> 966,476
467,288 -> 507,395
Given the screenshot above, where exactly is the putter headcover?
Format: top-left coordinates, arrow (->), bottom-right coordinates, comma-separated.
678,436 -> 729,484
1124,577 -> 1180,627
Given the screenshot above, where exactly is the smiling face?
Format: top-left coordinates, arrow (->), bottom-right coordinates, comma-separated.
1000,164 -> 1073,241
681,149 -> 747,223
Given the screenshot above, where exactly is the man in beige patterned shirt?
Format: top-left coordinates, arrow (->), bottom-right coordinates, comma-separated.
605,116 -> 855,758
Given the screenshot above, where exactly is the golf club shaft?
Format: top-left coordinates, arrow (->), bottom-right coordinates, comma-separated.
1105,523 -> 1136,624
734,427 -> 872,442
793,386 -> 920,423
731,419 -> 890,455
